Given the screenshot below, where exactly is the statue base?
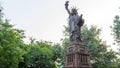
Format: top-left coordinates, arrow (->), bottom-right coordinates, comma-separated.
64,43 -> 92,68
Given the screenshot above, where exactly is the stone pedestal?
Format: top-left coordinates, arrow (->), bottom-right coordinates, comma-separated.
64,43 -> 92,68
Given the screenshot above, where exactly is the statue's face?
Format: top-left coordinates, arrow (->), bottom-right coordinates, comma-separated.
71,9 -> 77,15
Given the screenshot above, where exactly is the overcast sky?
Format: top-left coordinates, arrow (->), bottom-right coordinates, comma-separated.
2,0 -> 120,47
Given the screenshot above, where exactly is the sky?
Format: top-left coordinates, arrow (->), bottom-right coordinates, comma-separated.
1,0 -> 120,48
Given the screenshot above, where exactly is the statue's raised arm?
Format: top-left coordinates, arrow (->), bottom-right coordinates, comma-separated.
65,1 -> 70,15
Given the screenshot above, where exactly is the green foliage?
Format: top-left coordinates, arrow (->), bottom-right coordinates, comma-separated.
0,18 -> 63,68
19,40 -> 63,68
111,14 -> 120,67
82,25 -> 107,63
0,19 -> 25,68
112,15 -> 120,45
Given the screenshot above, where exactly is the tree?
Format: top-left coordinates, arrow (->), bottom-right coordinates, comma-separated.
111,14 -> 120,67
112,15 -> 120,45
19,39 -> 63,68
0,19 -> 25,68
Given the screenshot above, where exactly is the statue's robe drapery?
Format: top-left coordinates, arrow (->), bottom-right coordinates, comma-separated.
69,14 -> 81,42
69,14 -> 80,33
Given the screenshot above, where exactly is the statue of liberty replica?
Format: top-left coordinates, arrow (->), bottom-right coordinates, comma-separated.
65,1 -> 84,44
64,1 -> 92,68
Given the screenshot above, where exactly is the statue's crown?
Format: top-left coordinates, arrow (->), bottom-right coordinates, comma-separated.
71,6 -> 78,12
